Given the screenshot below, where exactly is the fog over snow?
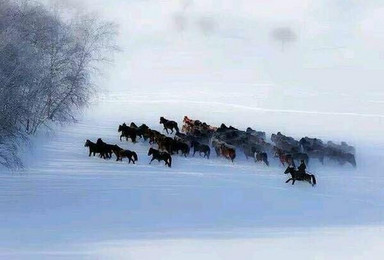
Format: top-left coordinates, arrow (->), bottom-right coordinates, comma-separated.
51,0 -> 384,140
1,0 -> 384,259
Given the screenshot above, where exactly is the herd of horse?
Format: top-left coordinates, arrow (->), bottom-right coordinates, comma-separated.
85,116 -> 357,186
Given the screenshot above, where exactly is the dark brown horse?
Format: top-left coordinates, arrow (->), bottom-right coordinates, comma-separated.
191,140 -> 210,159
157,135 -> 175,154
111,145 -> 138,164
160,117 -> 179,134
148,148 -> 172,167
118,123 -> 137,143
274,147 -> 293,166
254,151 -> 269,166
220,143 -> 236,162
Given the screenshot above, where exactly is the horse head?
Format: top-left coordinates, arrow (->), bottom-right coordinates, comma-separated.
284,165 -> 294,174
183,116 -> 191,123
148,148 -> 154,156
112,144 -> 122,151
84,140 -> 90,147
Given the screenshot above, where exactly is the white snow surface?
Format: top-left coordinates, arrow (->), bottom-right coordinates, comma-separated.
1,0 -> 384,259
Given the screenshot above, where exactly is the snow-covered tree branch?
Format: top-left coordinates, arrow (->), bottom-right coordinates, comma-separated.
0,0 -> 119,169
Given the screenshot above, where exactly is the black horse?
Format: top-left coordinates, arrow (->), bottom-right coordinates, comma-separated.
191,140 -> 210,159
160,117 -> 179,134
118,150 -> 138,164
96,138 -> 114,158
84,139 -> 111,159
85,139 -> 104,158
118,123 -> 137,143
148,148 -> 172,167
130,123 -> 150,141
172,140 -> 190,157
284,165 -> 316,186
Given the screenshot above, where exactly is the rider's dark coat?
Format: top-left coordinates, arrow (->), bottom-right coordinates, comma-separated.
298,162 -> 306,174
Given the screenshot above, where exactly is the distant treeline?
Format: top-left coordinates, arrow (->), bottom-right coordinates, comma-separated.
0,0 -> 118,168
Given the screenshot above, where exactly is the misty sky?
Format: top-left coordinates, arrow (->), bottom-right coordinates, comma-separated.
46,0 -> 384,126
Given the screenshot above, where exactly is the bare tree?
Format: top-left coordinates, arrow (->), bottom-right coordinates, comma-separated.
271,27 -> 297,51
0,0 -> 119,169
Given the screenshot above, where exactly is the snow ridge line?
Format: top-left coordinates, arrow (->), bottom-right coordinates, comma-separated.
105,99 -> 384,119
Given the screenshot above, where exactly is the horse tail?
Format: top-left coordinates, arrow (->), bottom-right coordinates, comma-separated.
311,175 -> 317,186
168,155 -> 172,167
231,151 -> 236,161
351,155 -> 357,168
133,152 -> 138,161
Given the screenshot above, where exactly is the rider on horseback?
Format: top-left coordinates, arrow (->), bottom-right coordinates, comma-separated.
298,159 -> 306,175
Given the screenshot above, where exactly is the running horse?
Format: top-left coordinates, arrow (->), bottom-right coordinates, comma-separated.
284,165 -> 317,186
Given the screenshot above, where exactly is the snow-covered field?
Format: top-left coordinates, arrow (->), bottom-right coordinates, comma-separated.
1,0 -> 384,259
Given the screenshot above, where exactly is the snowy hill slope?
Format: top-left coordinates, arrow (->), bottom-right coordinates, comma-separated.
1,0 -> 384,258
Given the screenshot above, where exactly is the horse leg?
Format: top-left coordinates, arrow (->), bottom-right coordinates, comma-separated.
285,178 -> 292,183
311,175 -> 317,186
149,158 -> 155,164
167,159 -> 172,167
292,179 -> 296,185
318,156 -> 324,164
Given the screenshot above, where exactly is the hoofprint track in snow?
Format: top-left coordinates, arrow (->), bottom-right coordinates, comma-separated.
0,91 -> 384,259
